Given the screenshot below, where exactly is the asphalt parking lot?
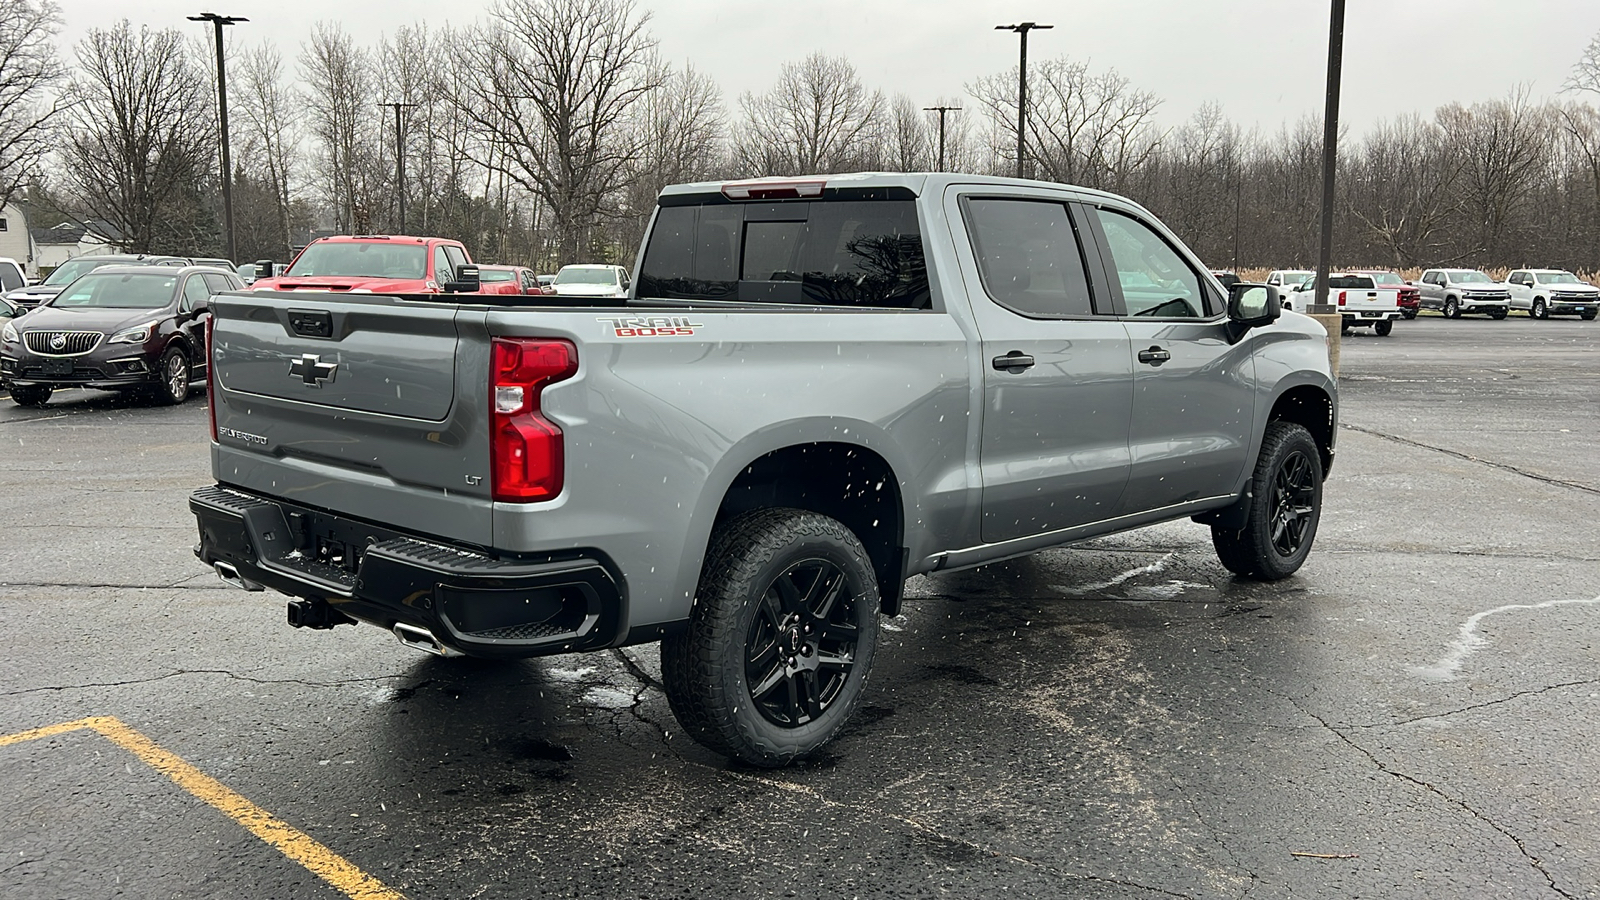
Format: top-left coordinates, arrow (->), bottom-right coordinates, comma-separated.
2,315 -> 1597,899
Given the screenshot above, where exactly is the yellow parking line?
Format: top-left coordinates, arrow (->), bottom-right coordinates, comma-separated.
1,716 -> 405,900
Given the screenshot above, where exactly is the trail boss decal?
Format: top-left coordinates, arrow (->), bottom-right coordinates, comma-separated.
597,316 -> 703,338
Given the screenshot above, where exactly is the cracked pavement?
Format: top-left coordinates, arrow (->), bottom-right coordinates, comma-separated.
1,318 -> 1597,899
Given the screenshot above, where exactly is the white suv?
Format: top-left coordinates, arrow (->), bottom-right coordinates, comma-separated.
1505,269 -> 1599,320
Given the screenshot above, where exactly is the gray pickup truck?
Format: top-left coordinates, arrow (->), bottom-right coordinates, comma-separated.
190,173 -> 1337,766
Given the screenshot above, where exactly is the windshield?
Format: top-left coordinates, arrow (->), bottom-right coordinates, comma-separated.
1367,271 -> 1402,284
51,272 -> 176,308
1542,271 -> 1581,284
285,242 -> 428,279
479,269 -> 516,283
554,267 -> 618,285
1450,271 -> 1491,284
44,258 -> 128,285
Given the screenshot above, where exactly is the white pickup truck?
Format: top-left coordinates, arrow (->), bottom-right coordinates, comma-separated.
1282,273 -> 1401,335
1505,269 -> 1600,320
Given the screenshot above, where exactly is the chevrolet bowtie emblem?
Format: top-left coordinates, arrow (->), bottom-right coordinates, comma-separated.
288,353 -> 338,387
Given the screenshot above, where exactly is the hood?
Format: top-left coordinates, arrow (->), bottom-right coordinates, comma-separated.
15,304 -> 168,334
552,283 -> 623,296
1549,283 -> 1600,293
254,275 -> 433,293
6,284 -> 66,303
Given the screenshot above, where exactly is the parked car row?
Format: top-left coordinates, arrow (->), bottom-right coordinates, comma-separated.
2,264 -> 244,407
2,236 -> 641,407
1264,268 -> 1598,322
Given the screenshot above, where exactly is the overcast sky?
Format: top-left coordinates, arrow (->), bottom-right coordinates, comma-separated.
48,0 -> 1600,135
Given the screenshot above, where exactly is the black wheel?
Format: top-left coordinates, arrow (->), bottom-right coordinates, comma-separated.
1582,311 -> 1597,321
1213,421 -> 1323,580
150,347 -> 190,405
1488,308 -> 1508,320
661,508 -> 880,767
8,384 -> 52,407
1444,297 -> 1460,318
1374,319 -> 1393,336
1339,322 -> 1351,334
1402,310 -> 1417,320
1531,299 -> 1547,319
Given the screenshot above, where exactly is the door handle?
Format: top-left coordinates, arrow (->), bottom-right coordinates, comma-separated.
1137,346 -> 1171,366
991,351 -> 1035,372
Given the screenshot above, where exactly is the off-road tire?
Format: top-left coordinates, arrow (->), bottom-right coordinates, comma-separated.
150,346 -> 189,406
661,508 -> 879,767
1212,421 -> 1323,580
1374,319 -> 1393,336
8,384 -> 51,407
1444,297 -> 1460,318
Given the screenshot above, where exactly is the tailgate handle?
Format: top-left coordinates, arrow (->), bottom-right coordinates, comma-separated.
288,309 -> 333,338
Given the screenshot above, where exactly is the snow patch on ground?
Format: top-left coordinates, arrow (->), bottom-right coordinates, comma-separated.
1415,593 -> 1600,681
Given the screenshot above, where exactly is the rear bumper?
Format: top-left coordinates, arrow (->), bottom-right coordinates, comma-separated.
189,484 -> 627,658
1341,310 -> 1401,322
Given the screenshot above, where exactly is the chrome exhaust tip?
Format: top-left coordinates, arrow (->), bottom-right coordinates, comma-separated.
214,561 -> 264,591
393,622 -> 462,657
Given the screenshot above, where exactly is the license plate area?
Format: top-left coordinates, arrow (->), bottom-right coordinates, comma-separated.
41,358 -> 74,376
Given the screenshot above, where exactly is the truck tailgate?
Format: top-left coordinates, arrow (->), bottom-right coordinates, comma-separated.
208,291 -> 495,546
1341,288 -> 1399,313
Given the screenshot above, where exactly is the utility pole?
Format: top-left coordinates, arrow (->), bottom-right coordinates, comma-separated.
189,12 -> 248,263
922,105 -> 961,172
996,22 -> 1051,180
380,102 -> 417,232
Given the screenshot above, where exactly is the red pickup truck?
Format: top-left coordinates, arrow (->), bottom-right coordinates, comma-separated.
252,235 -> 476,294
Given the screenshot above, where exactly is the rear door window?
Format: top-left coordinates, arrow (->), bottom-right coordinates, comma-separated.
0,263 -> 21,291
962,198 -> 1096,318
639,198 -> 930,308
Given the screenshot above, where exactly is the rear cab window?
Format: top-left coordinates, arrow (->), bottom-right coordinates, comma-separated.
638,190 -> 931,309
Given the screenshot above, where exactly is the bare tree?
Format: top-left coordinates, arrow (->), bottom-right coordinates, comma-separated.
616,56 -> 725,252
1566,28 -> 1600,97
61,20 -> 213,253
1436,87 -> 1550,261
454,0 -> 659,266
0,0 -> 70,211
734,53 -> 884,176
880,93 -> 932,172
300,23 -> 377,233
236,42 -> 300,255
1345,114 -> 1462,266
969,56 -> 1162,191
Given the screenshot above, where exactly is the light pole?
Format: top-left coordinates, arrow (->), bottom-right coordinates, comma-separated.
189,12 -> 247,263
380,102 -> 417,232
923,105 -> 961,172
1311,0 -> 1346,317
996,22 -> 1051,180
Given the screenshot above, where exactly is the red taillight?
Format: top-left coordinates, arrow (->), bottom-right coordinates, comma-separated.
1338,291 -> 1347,306
206,317 -> 217,442
490,338 -> 577,501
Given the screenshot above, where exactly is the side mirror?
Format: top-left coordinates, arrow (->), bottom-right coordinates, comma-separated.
443,263 -> 480,294
1225,282 -> 1280,340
